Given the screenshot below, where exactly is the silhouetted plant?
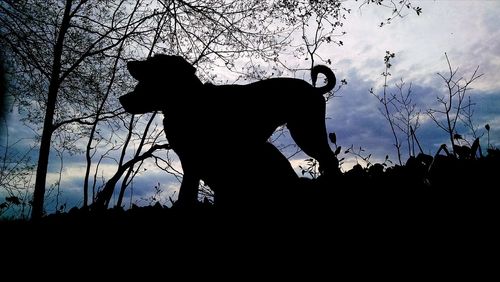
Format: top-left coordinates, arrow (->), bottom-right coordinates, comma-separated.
371,51 -> 423,165
392,80 -> 423,156
427,53 -> 483,158
299,158 -> 320,179
0,196 -> 21,218
371,51 -> 402,165
0,123 -> 35,219
198,181 -> 215,205
485,124 -> 491,149
133,182 -> 166,207
344,145 -> 373,168
459,96 -> 483,142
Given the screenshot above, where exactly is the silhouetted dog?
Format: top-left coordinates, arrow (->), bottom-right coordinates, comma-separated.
120,54 -> 339,207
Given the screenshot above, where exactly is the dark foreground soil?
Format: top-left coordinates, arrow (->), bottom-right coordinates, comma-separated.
2,151 -> 498,259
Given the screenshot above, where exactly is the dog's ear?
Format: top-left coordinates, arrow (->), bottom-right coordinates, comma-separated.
173,56 -> 196,75
127,60 -> 148,81
154,55 -> 196,75
127,54 -> 196,81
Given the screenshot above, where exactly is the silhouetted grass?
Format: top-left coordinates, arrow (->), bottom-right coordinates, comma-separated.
2,148 -> 498,229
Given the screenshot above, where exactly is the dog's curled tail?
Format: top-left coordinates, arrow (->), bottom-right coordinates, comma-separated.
311,65 -> 336,95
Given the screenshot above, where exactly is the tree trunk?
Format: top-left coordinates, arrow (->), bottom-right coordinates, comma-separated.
116,112 -> 157,207
31,0 -> 73,221
116,164 -> 134,208
93,143 -> 170,210
83,126 -> 94,207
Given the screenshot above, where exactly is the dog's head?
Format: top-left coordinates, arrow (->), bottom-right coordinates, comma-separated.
119,54 -> 198,114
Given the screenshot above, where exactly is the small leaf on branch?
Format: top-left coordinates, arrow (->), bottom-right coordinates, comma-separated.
329,132 -> 337,144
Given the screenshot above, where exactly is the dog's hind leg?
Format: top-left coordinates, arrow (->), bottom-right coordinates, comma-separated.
176,171 -> 200,207
288,121 -> 339,175
287,97 -> 340,176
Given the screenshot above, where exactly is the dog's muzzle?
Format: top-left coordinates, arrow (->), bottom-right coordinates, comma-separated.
119,91 -> 152,114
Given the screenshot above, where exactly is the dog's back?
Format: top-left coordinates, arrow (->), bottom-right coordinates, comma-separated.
196,78 -> 324,140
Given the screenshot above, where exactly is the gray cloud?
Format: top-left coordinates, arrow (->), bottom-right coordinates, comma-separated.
323,65 -> 500,168
3,0 -> 500,213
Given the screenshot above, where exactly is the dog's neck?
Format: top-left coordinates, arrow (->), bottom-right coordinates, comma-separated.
186,75 -> 203,88
162,76 -> 203,110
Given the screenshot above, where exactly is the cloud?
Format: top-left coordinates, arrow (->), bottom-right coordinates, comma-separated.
325,69 -> 400,166
3,0 -> 500,214
327,0 -> 500,89
322,58 -> 499,169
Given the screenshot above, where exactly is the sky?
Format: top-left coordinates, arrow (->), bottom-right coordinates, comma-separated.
321,0 -> 500,167
2,0 -> 500,213
268,0 -> 500,171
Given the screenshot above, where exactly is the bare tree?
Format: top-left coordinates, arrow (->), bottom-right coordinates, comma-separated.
388,78 -> 422,158
427,53 -> 483,157
0,122 -> 35,219
371,52 -> 422,164
371,51 -> 403,164
0,0 -> 165,219
81,1 -> 146,208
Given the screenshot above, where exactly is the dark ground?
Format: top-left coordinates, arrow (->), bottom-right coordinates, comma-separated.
1,150 -> 497,261
3,149 -> 499,223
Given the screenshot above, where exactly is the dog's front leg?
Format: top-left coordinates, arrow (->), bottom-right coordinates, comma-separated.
175,172 -> 200,207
